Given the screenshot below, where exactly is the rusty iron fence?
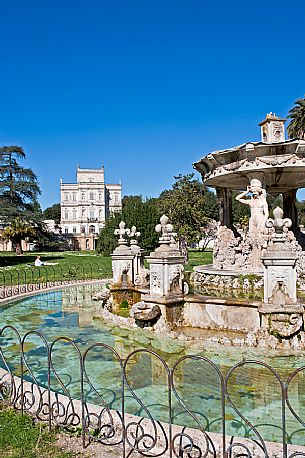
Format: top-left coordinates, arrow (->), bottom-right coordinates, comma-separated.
1,325 -> 305,457
0,262 -> 110,299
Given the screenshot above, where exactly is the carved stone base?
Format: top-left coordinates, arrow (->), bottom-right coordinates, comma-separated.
259,305 -> 304,338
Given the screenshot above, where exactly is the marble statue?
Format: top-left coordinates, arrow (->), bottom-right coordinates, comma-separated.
235,179 -> 269,237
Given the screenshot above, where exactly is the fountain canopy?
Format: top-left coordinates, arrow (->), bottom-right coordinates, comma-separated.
193,114 -> 305,194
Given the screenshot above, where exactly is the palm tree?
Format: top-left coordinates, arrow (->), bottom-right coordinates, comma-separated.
287,96 -> 305,140
2,217 -> 35,255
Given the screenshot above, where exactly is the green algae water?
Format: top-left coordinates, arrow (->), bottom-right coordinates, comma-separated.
1,284 -> 305,445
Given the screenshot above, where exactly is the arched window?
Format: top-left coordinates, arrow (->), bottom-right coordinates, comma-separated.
89,225 -> 95,234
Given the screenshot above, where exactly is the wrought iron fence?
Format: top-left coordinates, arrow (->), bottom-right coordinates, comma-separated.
0,261 -> 110,299
1,325 -> 305,457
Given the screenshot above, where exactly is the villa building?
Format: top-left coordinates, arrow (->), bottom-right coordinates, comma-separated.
60,166 -> 122,250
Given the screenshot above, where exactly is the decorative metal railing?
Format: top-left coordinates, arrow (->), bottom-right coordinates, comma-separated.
0,261 -> 111,299
1,325 -> 305,457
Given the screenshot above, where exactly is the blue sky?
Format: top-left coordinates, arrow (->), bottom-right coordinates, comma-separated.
1,0 -> 305,208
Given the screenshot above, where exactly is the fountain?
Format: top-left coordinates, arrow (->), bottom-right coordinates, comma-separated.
193,113 -> 305,291
92,114 -> 305,348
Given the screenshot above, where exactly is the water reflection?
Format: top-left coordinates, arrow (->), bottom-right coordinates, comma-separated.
0,285 -> 305,445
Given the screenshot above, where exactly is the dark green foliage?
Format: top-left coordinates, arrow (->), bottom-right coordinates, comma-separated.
267,194 -> 283,211
42,203 -> 61,224
97,196 -> 161,256
297,200 -> 305,226
122,196 -> 160,253
0,146 -> 41,222
34,228 -> 73,252
232,190 -> 251,225
287,96 -> 305,139
158,174 -> 218,244
96,211 -> 122,256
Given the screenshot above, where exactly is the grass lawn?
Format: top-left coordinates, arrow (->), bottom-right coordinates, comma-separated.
0,407 -> 79,458
0,249 -> 211,287
185,249 -> 213,271
0,251 -> 112,286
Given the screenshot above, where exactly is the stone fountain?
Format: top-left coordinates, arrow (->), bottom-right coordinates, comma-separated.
93,114 -> 305,347
192,113 -> 305,291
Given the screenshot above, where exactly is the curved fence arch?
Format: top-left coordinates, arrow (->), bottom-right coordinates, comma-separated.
1,325 -> 305,457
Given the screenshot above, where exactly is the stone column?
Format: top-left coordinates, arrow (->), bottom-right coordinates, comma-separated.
216,187 -> 233,229
283,189 -> 298,233
259,207 -> 303,338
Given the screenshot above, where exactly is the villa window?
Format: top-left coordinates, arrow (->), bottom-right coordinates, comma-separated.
73,227 -> 77,233
81,226 -> 86,233
72,210 -> 77,219
64,228 -> 69,234
89,192 -> 95,200
89,225 -> 95,234
72,193 -> 76,201
81,193 -> 85,201
64,193 -> 69,201
89,209 -> 95,219
64,210 -> 69,219
114,193 -> 119,203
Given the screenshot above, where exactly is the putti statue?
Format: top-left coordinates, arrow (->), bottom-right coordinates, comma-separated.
260,207 -> 304,338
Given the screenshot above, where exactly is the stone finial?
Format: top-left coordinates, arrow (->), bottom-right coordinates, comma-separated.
156,215 -> 174,245
129,225 -> 141,245
114,221 -> 131,245
265,207 -> 292,241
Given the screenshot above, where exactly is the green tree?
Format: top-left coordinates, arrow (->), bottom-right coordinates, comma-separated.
297,199 -> 305,226
0,146 -> 41,221
287,96 -> 305,139
158,174 -> 218,244
42,203 -> 61,224
97,196 -> 161,256
2,217 -> 35,255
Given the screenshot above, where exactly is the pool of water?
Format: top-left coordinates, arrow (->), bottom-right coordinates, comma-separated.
1,284 -> 305,446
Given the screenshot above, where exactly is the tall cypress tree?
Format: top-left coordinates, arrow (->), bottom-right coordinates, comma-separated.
0,146 -> 41,221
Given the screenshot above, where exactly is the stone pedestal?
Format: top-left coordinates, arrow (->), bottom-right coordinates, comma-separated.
130,242 -> 149,287
261,257 -> 298,304
111,244 -> 134,286
260,207 -> 304,338
143,215 -> 185,324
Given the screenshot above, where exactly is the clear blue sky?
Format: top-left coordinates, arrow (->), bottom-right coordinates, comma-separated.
1,0 -> 305,209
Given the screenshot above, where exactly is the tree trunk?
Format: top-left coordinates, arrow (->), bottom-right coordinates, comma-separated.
15,242 -> 23,256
